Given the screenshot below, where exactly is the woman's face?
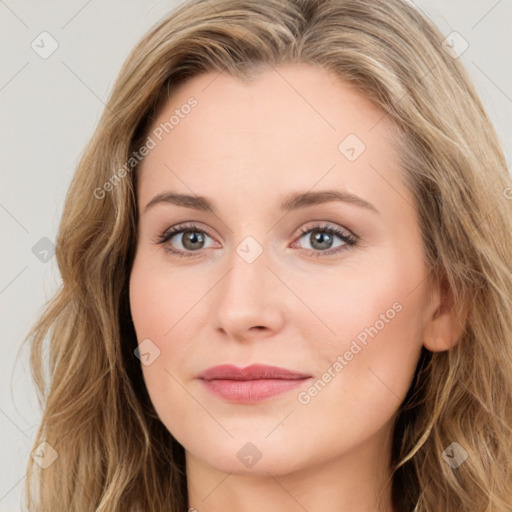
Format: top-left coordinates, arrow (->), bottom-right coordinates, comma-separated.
129,63 -> 441,477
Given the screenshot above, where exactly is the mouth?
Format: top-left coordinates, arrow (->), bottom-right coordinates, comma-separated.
196,364 -> 312,404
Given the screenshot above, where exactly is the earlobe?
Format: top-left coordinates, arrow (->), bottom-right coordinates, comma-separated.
422,277 -> 467,353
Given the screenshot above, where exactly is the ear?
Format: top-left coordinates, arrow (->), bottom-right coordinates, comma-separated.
422,275 -> 467,352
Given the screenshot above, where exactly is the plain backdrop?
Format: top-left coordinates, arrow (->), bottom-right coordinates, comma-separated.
1,0 -> 511,510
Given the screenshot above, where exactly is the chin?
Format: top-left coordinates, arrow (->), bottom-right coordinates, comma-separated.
187,437 -> 309,477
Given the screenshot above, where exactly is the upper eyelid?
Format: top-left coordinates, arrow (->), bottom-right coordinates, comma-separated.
162,221 -> 349,234
298,222 -> 353,236
162,222 -> 215,240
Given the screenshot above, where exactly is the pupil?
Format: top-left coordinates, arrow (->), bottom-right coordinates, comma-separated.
184,231 -> 204,249
312,231 -> 332,250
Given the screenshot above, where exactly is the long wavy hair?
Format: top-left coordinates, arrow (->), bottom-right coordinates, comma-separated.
21,0 -> 512,510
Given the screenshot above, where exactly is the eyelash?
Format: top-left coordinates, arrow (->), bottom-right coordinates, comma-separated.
153,222 -> 358,259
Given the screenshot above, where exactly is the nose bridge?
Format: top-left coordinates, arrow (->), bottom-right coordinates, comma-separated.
222,234 -> 271,305
212,233 -> 284,336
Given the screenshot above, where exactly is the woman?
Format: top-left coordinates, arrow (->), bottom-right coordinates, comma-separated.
23,0 -> 512,510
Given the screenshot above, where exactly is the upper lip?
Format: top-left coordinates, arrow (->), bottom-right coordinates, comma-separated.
197,364 -> 311,381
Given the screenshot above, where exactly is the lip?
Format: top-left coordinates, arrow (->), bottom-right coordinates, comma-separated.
197,364 -> 312,404
197,363 -> 311,381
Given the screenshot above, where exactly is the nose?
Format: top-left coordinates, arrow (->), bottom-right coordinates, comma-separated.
212,241 -> 285,342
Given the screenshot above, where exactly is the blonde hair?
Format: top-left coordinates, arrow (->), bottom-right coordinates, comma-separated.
22,0 -> 512,510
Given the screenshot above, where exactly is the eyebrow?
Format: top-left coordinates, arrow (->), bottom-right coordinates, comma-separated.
143,189 -> 378,215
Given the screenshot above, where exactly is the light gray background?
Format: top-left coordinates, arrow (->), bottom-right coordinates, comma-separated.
1,1 -> 511,510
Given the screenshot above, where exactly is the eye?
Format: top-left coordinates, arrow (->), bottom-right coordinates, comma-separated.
153,222 -> 358,258
292,223 -> 357,257
153,223 -> 217,258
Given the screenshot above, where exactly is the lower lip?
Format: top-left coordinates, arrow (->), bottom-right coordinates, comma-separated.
200,378 -> 311,404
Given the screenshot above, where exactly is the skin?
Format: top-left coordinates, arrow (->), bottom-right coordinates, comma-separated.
129,63 -> 462,512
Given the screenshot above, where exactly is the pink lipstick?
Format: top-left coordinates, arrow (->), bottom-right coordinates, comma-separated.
196,364 -> 312,404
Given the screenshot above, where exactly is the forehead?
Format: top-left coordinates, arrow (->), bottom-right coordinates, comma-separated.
137,63 -> 405,213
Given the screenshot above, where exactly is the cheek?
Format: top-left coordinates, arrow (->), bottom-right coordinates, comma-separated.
129,252 -> 199,338
128,254 -> 209,443
291,250 -> 427,417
